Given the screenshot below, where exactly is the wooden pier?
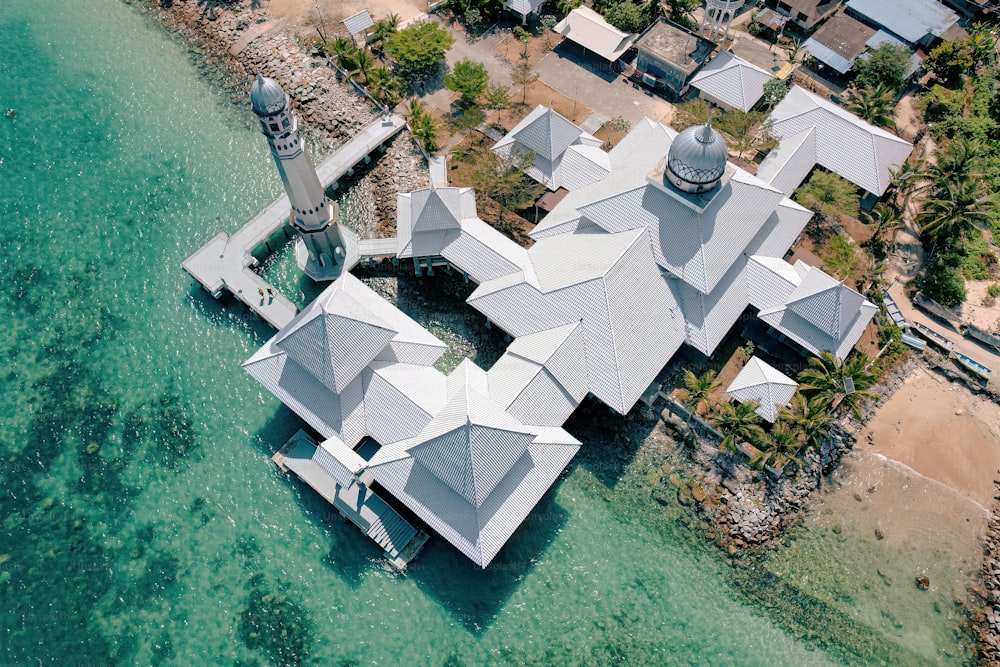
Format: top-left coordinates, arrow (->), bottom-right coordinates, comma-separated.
273,430 -> 428,570
182,113 -> 406,330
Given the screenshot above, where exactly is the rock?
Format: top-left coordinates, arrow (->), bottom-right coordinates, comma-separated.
691,482 -> 707,503
875,527 -> 884,540
831,524 -> 842,534
916,575 -> 931,590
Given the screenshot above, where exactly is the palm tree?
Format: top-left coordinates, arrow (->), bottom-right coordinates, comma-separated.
780,392 -> 835,487
846,83 -> 896,129
411,113 -> 439,153
923,139 -> 983,197
885,158 -> 925,214
370,13 -> 399,55
365,66 -> 403,108
861,202 -> 904,258
797,351 -> 878,419
710,400 -> 765,454
676,368 -> 719,426
916,176 -> 991,243
750,420 -> 803,474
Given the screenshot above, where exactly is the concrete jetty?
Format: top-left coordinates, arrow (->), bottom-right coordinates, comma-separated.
182,113 -> 406,329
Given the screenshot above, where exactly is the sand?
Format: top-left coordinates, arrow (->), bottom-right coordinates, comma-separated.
260,0 -> 429,34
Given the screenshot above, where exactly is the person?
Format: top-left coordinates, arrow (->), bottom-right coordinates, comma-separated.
5,109 -> 15,119
258,288 -> 265,299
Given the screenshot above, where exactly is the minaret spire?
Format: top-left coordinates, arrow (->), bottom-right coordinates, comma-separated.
249,74 -> 358,281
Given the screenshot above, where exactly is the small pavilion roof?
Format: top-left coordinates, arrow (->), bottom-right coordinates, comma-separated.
726,356 -> 798,423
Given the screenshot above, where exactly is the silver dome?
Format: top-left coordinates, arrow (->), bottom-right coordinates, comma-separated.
250,74 -> 287,115
666,122 -> 728,191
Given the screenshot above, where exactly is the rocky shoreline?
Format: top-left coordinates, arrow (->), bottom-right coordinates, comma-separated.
127,0 -> 427,235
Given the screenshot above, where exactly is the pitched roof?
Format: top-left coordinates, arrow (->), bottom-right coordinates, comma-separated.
493,105 -> 610,191
397,186 -> 475,258
846,0 -> 959,44
553,7 -> 636,62
726,356 -> 798,423
802,14 -> 877,74
766,86 -> 913,196
756,264 -> 879,359
690,51 -> 775,112
366,359 -> 580,566
341,10 -> 374,36
504,0 -> 546,16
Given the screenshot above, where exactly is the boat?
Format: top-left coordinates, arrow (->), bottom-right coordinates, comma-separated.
881,288 -> 908,330
900,333 -> 926,351
954,351 -> 993,382
961,323 -> 1000,352
913,291 -> 961,324
912,321 -> 955,353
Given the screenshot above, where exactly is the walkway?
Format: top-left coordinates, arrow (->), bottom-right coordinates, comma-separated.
182,113 -> 406,329
274,430 -> 428,570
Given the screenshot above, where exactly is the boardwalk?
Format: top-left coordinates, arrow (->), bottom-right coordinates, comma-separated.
274,430 -> 428,570
182,113 -> 406,329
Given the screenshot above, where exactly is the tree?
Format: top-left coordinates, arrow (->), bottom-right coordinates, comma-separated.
557,0 -> 583,14
780,392 -> 835,488
709,400 -> 765,454
924,39 -> 973,87
760,78 -> 789,111
385,21 -> 455,77
365,66 -> 404,108
676,368 -> 719,426
821,233 -> 860,282
797,351 -> 878,419
466,146 -> 546,222
664,0 -> 699,30
480,83 -> 511,124
334,45 -> 374,82
511,60 -> 538,104
751,420 -> 803,474
917,176 -> 991,242
444,60 -> 490,106
793,170 -> 859,219
370,13 -> 399,55
846,83 -> 896,129
715,110 -> 776,159
918,251 -> 967,307
604,2 -> 648,33
851,42 -> 911,92
406,98 -> 440,152
671,97 -> 712,130
861,202 -> 904,258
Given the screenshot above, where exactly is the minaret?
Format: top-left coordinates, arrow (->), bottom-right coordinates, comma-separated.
699,0 -> 744,43
250,74 -> 358,281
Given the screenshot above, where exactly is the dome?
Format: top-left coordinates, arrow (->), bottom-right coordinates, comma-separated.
250,74 -> 287,115
666,121 -> 728,194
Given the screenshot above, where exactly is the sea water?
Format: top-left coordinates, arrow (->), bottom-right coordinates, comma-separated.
0,1 -> 975,664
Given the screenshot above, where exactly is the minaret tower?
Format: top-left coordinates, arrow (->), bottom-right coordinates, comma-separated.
699,0 -> 744,43
250,74 -> 358,281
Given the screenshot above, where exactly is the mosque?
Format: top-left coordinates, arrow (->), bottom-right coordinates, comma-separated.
243,75 -> 881,568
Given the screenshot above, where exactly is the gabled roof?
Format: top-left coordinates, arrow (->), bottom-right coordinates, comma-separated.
504,0 -> 546,17
553,7 -> 636,62
342,10 -> 374,36
726,356 -> 798,423
766,86 -> 912,196
493,105 -> 610,191
846,0 -> 959,44
802,14 -> 876,74
690,51 -> 775,112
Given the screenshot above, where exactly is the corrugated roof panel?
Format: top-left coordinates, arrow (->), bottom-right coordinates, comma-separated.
557,144 -> 612,191
313,435 -> 366,487
342,10 -> 374,36
690,51 -> 774,112
363,368 -> 439,446
553,7 -> 636,62
846,0 -> 958,43
756,127 -> 817,196
801,37 -> 855,74
507,370 -> 580,426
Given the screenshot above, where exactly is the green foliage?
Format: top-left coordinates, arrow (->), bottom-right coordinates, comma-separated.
370,13 -> 399,53
463,8 -> 483,32
794,170 -> 859,219
406,98 -> 440,153
671,97 -> 712,130
846,83 -> 896,129
760,78 -> 789,110
480,83 -> 511,121
664,0 -> 699,29
751,421 -> 802,474
444,59 -> 490,106
958,233 -> 995,281
709,400 -> 765,454
797,351 -> 878,419
603,1 -> 648,33
821,234 -> 860,282
676,368 -> 719,424
466,145 -> 546,220
365,66 -> 404,107
511,60 -> 538,103
715,110 -> 775,159
851,42 -> 911,92
989,283 -> 1000,299
557,0 -> 584,14
385,21 -> 455,77
917,250 -> 967,308
924,39 -> 973,86
540,14 -> 558,30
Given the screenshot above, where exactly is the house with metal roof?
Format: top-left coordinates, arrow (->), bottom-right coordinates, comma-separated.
493,105 -> 611,192
504,0 -> 547,24
766,0 -> 843,30
801,13 -> 878,75
552,7 -> 637,63
726,356 -> 798,422
758,85 -> 913,198
689,50 -> 775,112
845,0 -> 961,47
631,18 -> 717,97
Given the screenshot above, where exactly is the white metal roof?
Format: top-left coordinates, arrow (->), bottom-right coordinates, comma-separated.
726,356 -> 798,423
690,51 -> 775,112
766,86 -> 913,196
553,7 -> 636,62
755,127 -> 816,196
341,10 -> 374,36
504,0 -> 546,17
494,106 -> 610,191
846,0 -> 958,44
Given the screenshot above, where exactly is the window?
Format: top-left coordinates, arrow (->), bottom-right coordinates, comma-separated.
282,118 -> 290,128
269,123 -> 279,132
797,11 -> 808,22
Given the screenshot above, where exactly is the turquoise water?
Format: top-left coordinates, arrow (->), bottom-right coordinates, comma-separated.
0,1 -> 973,664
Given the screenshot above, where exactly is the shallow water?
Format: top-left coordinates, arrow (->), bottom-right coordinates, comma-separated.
0,1 -> 976,664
